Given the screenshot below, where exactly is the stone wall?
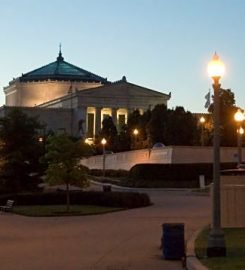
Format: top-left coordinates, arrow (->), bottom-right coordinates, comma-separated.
4,80 -> 101,107
81,146 -> 243,171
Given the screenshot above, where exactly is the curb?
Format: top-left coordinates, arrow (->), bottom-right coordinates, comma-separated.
186,228 -> 209,270
89,179 -> 192,192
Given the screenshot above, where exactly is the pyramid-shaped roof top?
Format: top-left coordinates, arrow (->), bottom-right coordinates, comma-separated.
19,50 -> 108,83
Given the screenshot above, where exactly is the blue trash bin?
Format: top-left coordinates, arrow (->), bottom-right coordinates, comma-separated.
161,223 -> 185,260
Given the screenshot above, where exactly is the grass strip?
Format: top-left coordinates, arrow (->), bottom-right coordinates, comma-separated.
195,227 -> 245,270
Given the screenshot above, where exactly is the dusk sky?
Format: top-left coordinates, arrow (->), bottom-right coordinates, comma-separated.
0,0 -> 245,113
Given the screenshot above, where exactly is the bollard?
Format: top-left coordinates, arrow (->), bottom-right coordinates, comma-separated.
199,175 -> 205,189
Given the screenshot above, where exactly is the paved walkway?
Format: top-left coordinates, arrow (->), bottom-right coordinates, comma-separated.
0,189 -> 210,270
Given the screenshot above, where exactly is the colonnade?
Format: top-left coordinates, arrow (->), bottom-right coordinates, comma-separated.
85,106 -> 143,138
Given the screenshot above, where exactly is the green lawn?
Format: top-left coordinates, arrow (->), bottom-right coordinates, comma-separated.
195,227 -> 245,270
13,205 -> 123,217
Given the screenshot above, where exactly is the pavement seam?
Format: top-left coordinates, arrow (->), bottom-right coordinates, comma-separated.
91,232 -> 141,269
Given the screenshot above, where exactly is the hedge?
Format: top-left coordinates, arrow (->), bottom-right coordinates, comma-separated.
128,163 -> 237,188
0,191 -> 151,209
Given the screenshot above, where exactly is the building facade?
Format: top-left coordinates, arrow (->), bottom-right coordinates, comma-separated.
3,50 -> 171,139
4,50 -> 107,107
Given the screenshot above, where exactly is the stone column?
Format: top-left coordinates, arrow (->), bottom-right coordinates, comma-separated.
112,108 -> 118,128
76,106 -> 86,138
95,107 -> 102,136
125,109 -> 128,123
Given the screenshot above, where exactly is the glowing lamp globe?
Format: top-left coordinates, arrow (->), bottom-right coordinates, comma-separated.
234,109 -> 245,122
239,127 -> 244,135
101,138 -> 107,145
133,129 -> 139,136
200,116 -> 206,124
207,53 -> 225,79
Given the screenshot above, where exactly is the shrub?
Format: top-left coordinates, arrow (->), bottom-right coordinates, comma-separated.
129,163 -> 237,188
80,165 -> 90,175
0,191 -> 151,209
89,169 -> 102,176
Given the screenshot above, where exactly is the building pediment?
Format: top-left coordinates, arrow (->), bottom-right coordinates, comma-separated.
77,81 -> 170,99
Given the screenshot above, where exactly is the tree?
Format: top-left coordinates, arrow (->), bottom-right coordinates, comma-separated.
146,104 -> 168,145
0,108 -> 44,192
113,124 -> 131,152
127,109 -> 151,149
146,105 -> 197,146
208,88 -> 238,146
165,106 -> 197,145
97,116 -> 118,152
44,134 -> 90,211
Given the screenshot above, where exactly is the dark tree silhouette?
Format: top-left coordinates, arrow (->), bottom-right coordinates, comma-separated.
0,108 -> 44,192
208,88 -> 238,146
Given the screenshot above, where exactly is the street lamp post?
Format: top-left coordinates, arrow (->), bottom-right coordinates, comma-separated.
199,116 -> 206,146
101,138 -> 107,177
237,127 -> 244,165
234,109 -> 245,165
207,52 -> 226,257
133,128 -> 139,149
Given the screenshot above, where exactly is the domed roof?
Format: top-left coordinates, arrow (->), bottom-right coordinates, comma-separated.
152,142 -> 165,149
19,50 -> 108,83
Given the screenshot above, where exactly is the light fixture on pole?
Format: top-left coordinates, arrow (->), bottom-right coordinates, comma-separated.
239,127 -> 244,135
101,138 -> 107,177
234,109 -> 245,165
207,52 -> 226,257
133,128 -> 139,136
199,116 -> 206,146
238,127 -> 244,164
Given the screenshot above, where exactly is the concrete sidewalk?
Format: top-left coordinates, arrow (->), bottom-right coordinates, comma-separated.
0,190 -> 210,270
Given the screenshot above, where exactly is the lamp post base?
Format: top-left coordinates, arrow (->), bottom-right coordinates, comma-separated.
207,230 -> 226,257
